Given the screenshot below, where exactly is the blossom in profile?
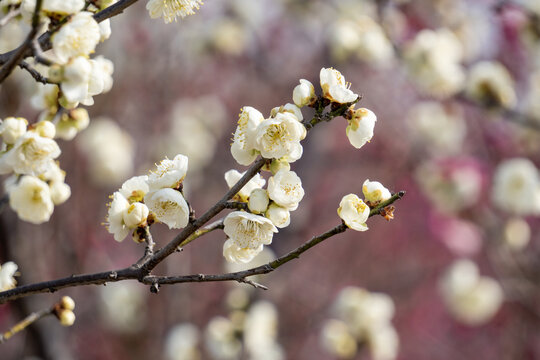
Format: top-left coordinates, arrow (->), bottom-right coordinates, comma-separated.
320,67 -> 358,104
144,188 -> 190,229
0,261 -> 18,291
9,175 -> 54,224
346,108 -> 376,149
265,203 -> 290,229
223,239 -> 264,264
338,194 -> 370,231
231,106 -> 265,166
147,154 -> 189,191
146,0 -> 203,23
223,211 -> 277,260
106,191 -> 131,242
292,79 -> 315,108
362,179 -> 391,205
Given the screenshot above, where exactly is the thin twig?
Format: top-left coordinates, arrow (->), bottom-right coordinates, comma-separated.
0,8 -> 21,27
0,308 -> 52,343
178,218 -> 224,249
18,61 -> 54,84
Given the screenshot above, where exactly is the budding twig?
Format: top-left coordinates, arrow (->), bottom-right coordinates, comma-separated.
0,308 -> 52,343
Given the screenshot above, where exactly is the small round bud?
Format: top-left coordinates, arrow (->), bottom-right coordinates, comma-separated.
293,79 -> 316,108
248,188 -> 269,214
35,121 -> 56,139
0,117 -> 27,144
60,296 -> 75,311
59,310 -> 76,326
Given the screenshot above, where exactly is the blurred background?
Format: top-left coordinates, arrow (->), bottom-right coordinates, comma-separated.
1,0 -> 540,359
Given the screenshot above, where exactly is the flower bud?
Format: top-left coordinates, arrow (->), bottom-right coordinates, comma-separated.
346,108 -> 376,149
122,202 -> 149,228
60,296 -> 75,311
362,179 -> 391,205
293,79 -> 316,108
59,310 -> 76,326
50,181 -> 71,205
269,159 -> 290,175
0,117 -> 27,144
265,203 -> 290,228
248,188 -> 269,214
35,120 -> 56,139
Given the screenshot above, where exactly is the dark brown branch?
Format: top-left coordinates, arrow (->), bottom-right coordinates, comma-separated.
18,61 -> 54,84
223,201 -> 249,211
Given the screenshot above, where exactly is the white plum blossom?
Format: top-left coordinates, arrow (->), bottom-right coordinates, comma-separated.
265,203 -> 290,228
338,194 -> 370,231
224,169 -> 265,202
255,112 -> 306,162
0,117 -> 27,144
465,61 -> 516,109
346,108 -> 376,149
267,170 -> 304,210
362,179 -> 391,205
55,108 -> 90,141
99,282 -> 147,333
320,319 -> 357,359
99,19 -> 112,42
0,261 -> 18,291
293,79 -> 315,108
123,202 -> 149,228
9,175 -> 54,224
440,259 -> 504,326
248,188 -> 269,214
49,181 -> 71,205
58,56 -> 92,105
223,238 -> 264,264
270,103 -> 304,122
492,158 -> 540,216
34,120 -> 56,139
320,67 -> 358,104
165,323 -> 200,360
146,0 -> 203,23
0,131 -> 60,175
51,12 -> 101,64
204,316 -> 242,360
244,301 -> 284,360
367,324 -> 399,360
144,188 -> 190,229
223,211 -> 277,250
120,175 -> 149,203
147,154 -> 188,191
231,106 -> 264,166
106,191 -> 131,242
82,56 -> 114,106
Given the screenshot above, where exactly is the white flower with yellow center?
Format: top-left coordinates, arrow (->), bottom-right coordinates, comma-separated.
0,131 -> 61,176
146,0 -> 203,23
51,11 -> 100,64
9,175 -> 54,224
346,108 -> 376,149
293,79 -> 316,108
144,188 -> 189,229
224,169 -> 265,202
223,238 -> 264,264
147,154 -> 188,191
0,261 -> 18,291
223,211 -> 277,250
440,259 -> 504,326
106,191 -> 130,242
0,117 -> 27,144
231,106 -> 264,166
320,67 -> 358,104
120,175 -> 149,203
254,112 -> 305,162
267,170 -> 304,210
362,179 -> 391,205
338,194 -> 370,231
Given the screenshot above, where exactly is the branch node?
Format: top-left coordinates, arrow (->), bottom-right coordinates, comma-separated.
150,282 -> 159,294
197,274 -> 205,280
108,271 -> 118,279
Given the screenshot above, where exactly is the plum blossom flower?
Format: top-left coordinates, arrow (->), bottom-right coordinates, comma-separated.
362,179 -> 391,205
0,261 -> 18,291
265,203 -> 290,228
144,188 -> 190,229
147,154 -> 188,191
293,79 -> 315,108
223,211 -> 277,250
0,117 -> 27,144
338,194 -> 370,231
320,319 -> 357,359
146,0 -> 203,23
248,188 -> 269,214
223,239 -> 264,264
51,12 -> 100,64
224,169 -> 265,202
254,112 -> 305,162
106,191 -> 130,242
465,61 -> 516,109
346,108 -> 376,149
120,175 -> 149,203
320,67 -> 358,104
231,106 -> 264,166
58,56 -> 92,105
123,202 -> 149,228
9,175 -> 54,224
267,170 -> 304,210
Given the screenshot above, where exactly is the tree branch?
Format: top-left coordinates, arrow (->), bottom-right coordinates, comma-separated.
0,308 -> 52,343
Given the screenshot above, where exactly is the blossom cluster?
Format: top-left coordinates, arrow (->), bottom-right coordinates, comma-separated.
106,154 -> 190,242
321,286 -> 399,360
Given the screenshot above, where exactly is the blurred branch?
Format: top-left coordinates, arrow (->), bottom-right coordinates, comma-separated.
178,218 -> 224,249
18,60 -> 54,84
0,308 -> 52,343
0,8 -> 21,27
0,0 -> 43,83
0,0 -> 140,67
